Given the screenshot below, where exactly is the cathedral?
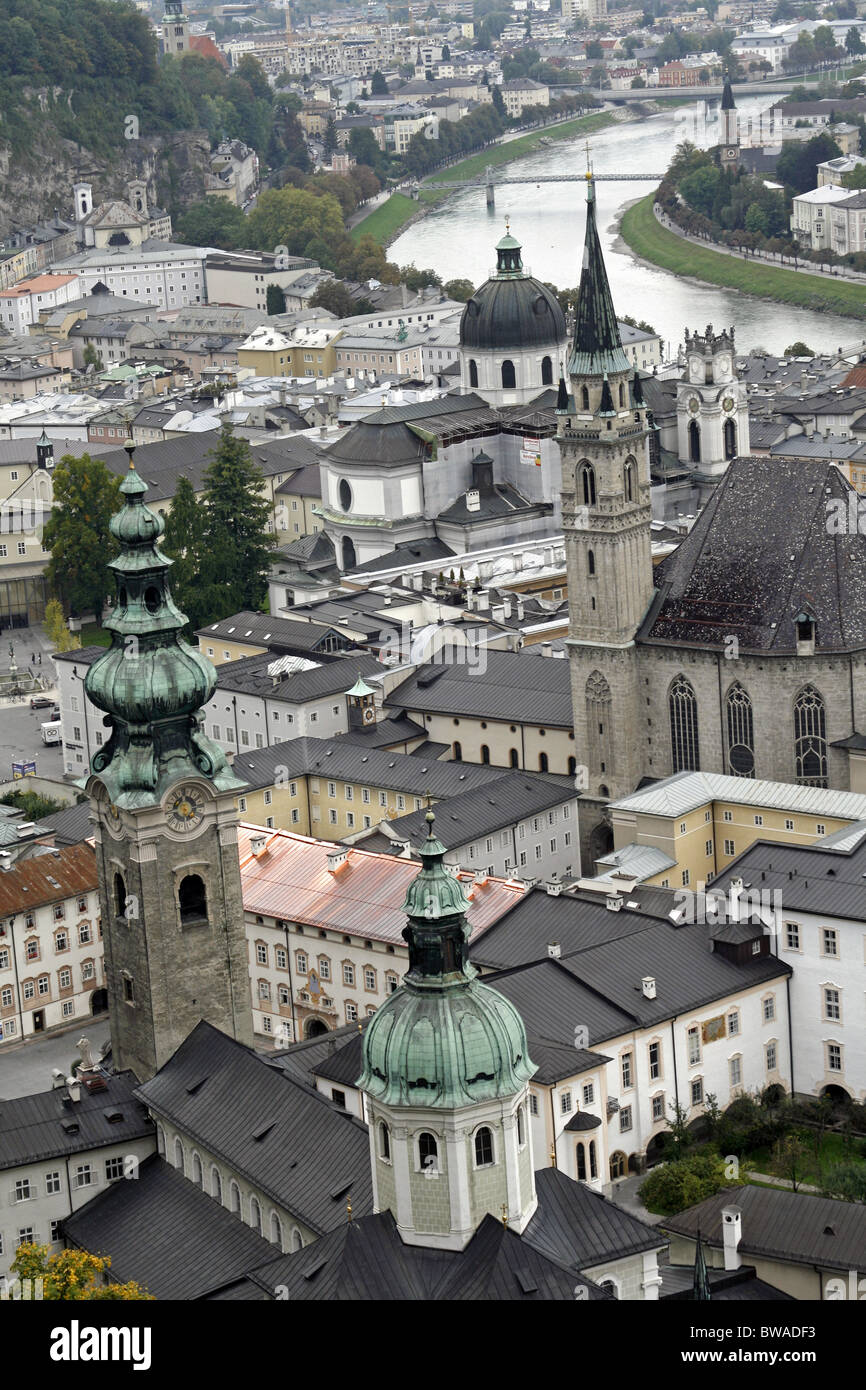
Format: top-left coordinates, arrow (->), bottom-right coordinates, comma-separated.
561,173 -> 866,862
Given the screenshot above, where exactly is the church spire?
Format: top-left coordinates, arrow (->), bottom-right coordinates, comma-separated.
720,74 -> 735,110
568,174 -> 630,378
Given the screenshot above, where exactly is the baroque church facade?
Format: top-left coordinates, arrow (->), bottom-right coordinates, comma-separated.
561,174 -> 866,863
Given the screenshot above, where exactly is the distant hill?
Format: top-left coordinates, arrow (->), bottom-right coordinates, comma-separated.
0,0 -> 283,235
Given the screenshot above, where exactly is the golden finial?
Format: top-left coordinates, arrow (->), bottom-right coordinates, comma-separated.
501,1203 -> 509,1228
550,1145 -> 557,1169
346,1194 -> 353,1223
585,138 -> 593,179
504,215 -> 510,235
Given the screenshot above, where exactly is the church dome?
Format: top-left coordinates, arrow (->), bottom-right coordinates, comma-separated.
460,225 -> 566,352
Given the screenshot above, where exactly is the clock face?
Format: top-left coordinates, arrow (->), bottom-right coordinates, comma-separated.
167,785 -> 206,833
723,395 -> 735,412
104,800 -> 124,839
688,397 -> 700,414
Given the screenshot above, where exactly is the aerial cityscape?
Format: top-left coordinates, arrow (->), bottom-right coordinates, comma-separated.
1,0 -> 866,1343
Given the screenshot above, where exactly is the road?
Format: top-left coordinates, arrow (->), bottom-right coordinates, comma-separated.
654,203 -> 866,286
0,702 -> 64,784
0,1022 -> 110,1100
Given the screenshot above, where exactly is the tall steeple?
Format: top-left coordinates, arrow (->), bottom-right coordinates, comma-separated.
569,175 -> 630,379
719,75 -> 739,170
357,811 -> 537,1249
85,447 -> 252,1081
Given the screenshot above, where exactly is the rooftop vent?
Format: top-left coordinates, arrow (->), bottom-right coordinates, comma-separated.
641,975 -> 656,1000
547,941 -> 561,958
327,848 -> 349,874
250,834 -> 268,858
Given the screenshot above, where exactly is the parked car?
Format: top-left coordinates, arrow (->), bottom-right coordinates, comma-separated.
30,696 -> 53,710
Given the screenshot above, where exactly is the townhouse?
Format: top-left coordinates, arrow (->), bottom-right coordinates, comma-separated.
0,843 -> 106,1047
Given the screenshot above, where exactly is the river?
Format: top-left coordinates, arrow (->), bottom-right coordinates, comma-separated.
390,95 -> 862,356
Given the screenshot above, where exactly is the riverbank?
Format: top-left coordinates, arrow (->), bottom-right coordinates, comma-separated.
619,192 -> 866,321
353,108 -> 620,248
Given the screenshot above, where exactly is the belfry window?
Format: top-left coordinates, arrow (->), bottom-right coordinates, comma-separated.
624,459 -> 635,503
114,872 -> 127,919
579,462 -> 596,507
794,686 -> 828,787
588,549 -> 595,576
688,419 -> 700,463
474,1126 -> 494,1167
178,873 -> 207,924
724,417 -> 737,459
418,1131 -> 439,1174
581,386 -> 589,410
669,675 -> 700,773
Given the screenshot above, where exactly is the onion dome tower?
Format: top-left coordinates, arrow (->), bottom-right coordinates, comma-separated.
357,810 -> 537,1250
84,447 -> 252,1081
459,222 -> 567,406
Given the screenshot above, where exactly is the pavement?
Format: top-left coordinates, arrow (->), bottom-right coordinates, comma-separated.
605,1172 -> 666,1225
0,1021 -> 111,1101
0,621 -> 63,780
654,204 -> 866,286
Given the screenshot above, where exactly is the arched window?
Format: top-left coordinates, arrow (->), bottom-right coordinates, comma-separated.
568,755 -> 577,776
726,682 -> 755,777
539,752 -> 549,773
794,686 -> 828,786
586,669 -> 613,782
174,1137 -> 185,1174
724,417 -> 737,459
453,740 -> 462,761
669,674 -> 700,773
541,355 -> 553,385
589,1139 -> 598,1180
270,1212 -> 283,1248
469,358 -> 478,387
113,872 -> 127,919
501,359 -> 516,389
178,873 -> 207,924
509,747 -> 519,768
688,419 -> 701,463
156,1124 -> 165,1156
517,1104 -> 525,1147
610,1151 -> 627,1180
191,1151 -> 203,1187
481,743 -> 490,764
378,1121 -> 391,1162
211,1166 -> 222,1203
576,1142 -> 587,1181
474,1126 -> 494,1167
291,1227 -> 304,1252
579,461 -> 596,506
418,1131 -> 439,1175
624,458 -> 635,503
618,382 -> 625,407
581,385 -> 590,410
588,548 -> 595,576
230,1181 -> 241,1215
599,1277 -> 620,1300
250,1197 -> 262,1234
342,536 -> 356,570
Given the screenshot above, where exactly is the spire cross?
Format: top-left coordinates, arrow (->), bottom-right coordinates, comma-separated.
584,138 -> 593,176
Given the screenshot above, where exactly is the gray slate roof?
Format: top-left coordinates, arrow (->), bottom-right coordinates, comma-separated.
134,1022 -> 373,1236
385,648 -> 573,727
196,609 -> 344,655
0,1071 -> 151,1170
101,431 -> 321,502
710,833 -> 866,921
33,799 -> 93,846
63,1154 -> 277,1300
214,651 -> 384,703
386,771 -> 576,845
641,455 -> 866,654
664,1184 -> 866,1274
229,734 -> 506,797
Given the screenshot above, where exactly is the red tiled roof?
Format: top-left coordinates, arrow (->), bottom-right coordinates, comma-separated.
238,823 -> 525,944
843,366 -> 866,389
0,842 -> 97,915
190,35 -> 229,67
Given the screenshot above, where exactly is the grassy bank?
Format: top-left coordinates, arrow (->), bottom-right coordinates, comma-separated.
620,193 -> 866,320
353,109 -> 617,246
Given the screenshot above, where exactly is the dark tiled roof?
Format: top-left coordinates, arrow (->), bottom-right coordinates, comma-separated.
438,482 -> 551,524
526,1166 -> 664,1269
710,834 -> 866,921
0,1072 -> 151,1170
640,455 -> 866,653
664,1185 -> 866,1274
569,178 -> 630,377
196,610 -> 343,655
101,431 -> 321,502
134,1022 -> 373,1236
346,538 -> 455,574
63,1155 -> 276,1300
659,1263 -> 793,1300
229,733 -> 504,797
385,649 -> 573,727
386,771 -> 576,845
338,715 -> 429,748
33,799 -> 93,846
214,651 -> 384,702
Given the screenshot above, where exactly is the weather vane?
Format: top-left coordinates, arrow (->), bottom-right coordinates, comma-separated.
585,138 -> 593,176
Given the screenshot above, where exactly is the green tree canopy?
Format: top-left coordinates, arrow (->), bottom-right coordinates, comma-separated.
308,278 -> 358,317
247,187 -> 345,257
443,277 -> 476,301
161,475 -> 204,628
776,132 -> 843,193
193,425 -> 276,626
176,198 -> 249,250
43,454 -> 122,620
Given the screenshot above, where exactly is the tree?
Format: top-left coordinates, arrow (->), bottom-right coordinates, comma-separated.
266,283 -> 286,315
586,39 -> 603,59
776,132 -> 843,193
348,125 -> 388,176
665,1100 -> 693,1160
161,475 -> 204,628
82,343 -> 103,373
195,425 -> 276,626
846,25 -> 865,55
640,1153 -> 741,1216
43,597 -> 81,652
323,115 -> 338,159
308,278 -> 357,317
443,277 -> 476,301
631,75 -> 646,88
821,1161 -> 866,1200
11,1244 -> 153,1300
400,263 -> 442,291
774,1132 -> 809,1191
784,340 -> 815,356
680,164 -> 723,217
247,187 -> 345,257
370,69 -> 389,96
491,84 -> 506,118
43,455 -> 122,621
745,202 -> 769,236
176,198 -> 249,250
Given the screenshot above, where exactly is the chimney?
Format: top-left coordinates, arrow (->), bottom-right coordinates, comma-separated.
541,641 -> 552,657
545,875 -> 562,897
0,852 -> 12,871
473,868 -> 488,886
501,597 -> 512,619
476,588 -> 490,612
547,941 -> 561,958
606,896 -> 623,912
51,1069 -> 66,1089
722,1206 -> 742,1270
68,1079 -> 81,1104
641,975 -> 656,1000
516,597 -> 525,621
327,847 -> 349,874
465,487 -> 481,512
250,834 -> 268,857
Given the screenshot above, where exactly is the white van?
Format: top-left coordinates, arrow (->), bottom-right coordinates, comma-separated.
40,720 -> 62,746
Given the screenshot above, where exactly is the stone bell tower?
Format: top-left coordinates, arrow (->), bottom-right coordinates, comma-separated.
558,173 -> 654,863
84,447 -> 253,1081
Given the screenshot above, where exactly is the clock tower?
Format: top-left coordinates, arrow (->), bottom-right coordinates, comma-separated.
84,448 -> 253,1081
676,324 -> 749,482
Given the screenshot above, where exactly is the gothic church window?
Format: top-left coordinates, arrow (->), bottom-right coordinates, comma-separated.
588,549 -> 595,576
794,686 -> 828,787
581,386 -> 590,410
113,872 -> 127,919
726,683 -> 755,777
624,459 -> 635,503
501,360 -> 516,389
669,675 -> 700,773
579,462 -> 596,507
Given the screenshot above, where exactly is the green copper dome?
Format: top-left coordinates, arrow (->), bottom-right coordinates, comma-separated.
83,448 -> 245,806
357,812 -> 535,1108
